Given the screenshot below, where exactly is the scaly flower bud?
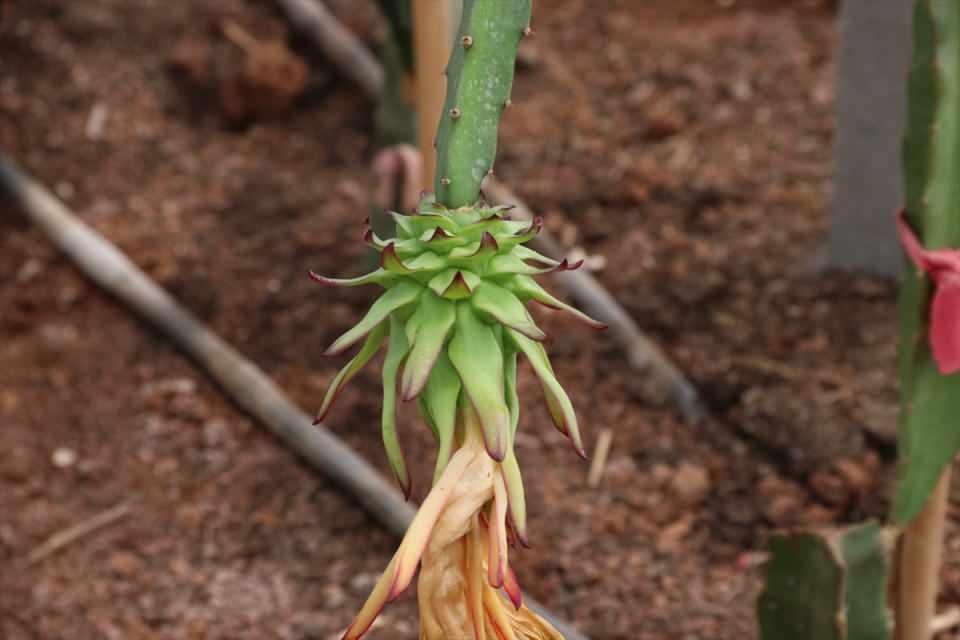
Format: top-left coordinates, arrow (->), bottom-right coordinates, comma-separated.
312,195 -> 603,639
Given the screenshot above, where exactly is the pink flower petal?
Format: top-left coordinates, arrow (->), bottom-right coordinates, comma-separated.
930,274 -> 960,375
897,209 -> 960,374
897,209 -> 960,277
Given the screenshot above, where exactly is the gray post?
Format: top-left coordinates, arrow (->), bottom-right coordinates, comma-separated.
828,0 -> 913,275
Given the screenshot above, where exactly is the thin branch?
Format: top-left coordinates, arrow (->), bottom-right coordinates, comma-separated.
27,502 -> 130,564
586,428 -> 613,488
0,156 -> 588,640
272,0 -> 707,422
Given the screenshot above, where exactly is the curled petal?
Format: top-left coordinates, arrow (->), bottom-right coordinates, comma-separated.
390,447 -> 476,597
427,226 -> 454,241
501,451 -> 529,547
470,231 -> 501,259
362,222 -> 389,250
498,217 -> 543,250
509,330 -> 586,460
382,316 -> 412,498
488,254 -> 563,277
341,554 -> 400,640
504,347 -> 520,436
403,251 -> 447,271
503,564 -> 523,610
309,268 -> 393,288
324,281 -> 421,356
511,245 -> 559,267
484,586 -> 518,640
381,242 -> 414,273
449,305 -> 511,461
488,471 -> 510,589
389,210 -> 417,238
342,447 -> 476,640
314,323 -> 387,423
896,209 -> 960,274
471,281 -> 546,341
931,274 -> 960,374
421,352 -> 462,483
897,209 -> 960,374
401,293 -> 457,399
509,275 -> 607,330
428,269 -> 459,298
442,271 -> 475,301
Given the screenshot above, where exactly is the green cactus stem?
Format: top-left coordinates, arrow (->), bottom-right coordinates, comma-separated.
433,0 -> 532,207
757,523 -> 892,640
893,0 -> 960,525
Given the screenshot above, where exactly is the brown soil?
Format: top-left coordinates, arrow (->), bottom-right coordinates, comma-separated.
1,1 -> 954,639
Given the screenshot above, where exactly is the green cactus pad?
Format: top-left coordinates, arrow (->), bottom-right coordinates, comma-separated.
757,523 -> 892,640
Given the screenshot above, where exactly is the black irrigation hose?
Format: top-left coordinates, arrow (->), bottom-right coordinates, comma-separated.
0,156 -> 588,640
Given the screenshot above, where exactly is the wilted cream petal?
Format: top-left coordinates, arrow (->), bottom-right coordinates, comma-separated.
346,405 -> 564,640
391,445 -> 476,597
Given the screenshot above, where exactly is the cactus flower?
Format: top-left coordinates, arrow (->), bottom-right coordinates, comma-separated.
342,406 -> 562,640
897,209 -> 960,374
313,196 -> 602,639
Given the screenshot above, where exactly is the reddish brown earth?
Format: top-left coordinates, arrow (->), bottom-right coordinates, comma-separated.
2,1 -> 956,639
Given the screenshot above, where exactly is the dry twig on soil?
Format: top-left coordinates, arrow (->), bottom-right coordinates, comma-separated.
587,428 -> 613,488
27,502 -> 131,564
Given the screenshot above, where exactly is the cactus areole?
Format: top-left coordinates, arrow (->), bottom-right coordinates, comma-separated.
313,1 -> 605,638
434,0 -> 531,208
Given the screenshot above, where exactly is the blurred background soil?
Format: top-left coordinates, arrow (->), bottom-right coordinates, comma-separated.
2,1 -> 952,639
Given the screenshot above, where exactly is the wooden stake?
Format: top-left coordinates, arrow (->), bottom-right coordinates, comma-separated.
411,0 -> 452,190
897,466 -> 952,640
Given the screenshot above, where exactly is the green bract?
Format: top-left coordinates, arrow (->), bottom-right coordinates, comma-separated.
312,194 -> 604,537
